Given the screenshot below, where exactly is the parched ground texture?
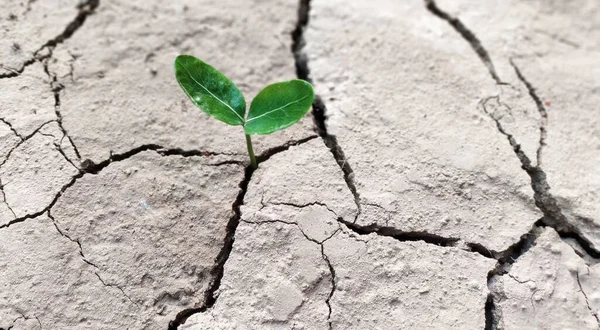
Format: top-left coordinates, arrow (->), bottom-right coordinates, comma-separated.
1,0 -> 599,329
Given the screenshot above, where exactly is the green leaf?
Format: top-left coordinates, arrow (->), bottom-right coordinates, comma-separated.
244,79 -> 314,135
174,55 -> 246,126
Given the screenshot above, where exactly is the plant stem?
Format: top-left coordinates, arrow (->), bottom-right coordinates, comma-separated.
245,134 -> 257,169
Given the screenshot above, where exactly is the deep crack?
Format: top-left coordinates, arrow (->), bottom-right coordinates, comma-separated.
480,96 -> 600,258
437,11 -> 600,325
167,136 -> 318,329
424,0 -> 505,84
291,0 -> 362,220
483,222 -> 542,330
484,293 -> 502,330
493,222 -> 541,275
338,217 -> 461,247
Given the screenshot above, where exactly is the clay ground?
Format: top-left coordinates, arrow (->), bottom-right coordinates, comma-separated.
1,0 -> 599,329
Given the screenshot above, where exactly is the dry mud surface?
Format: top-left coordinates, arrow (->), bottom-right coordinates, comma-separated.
1,0 -> 599,329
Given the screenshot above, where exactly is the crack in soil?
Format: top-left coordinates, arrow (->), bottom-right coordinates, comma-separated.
240,217 -> 338,329
576,271 -> 600,326
432,3 -> 600,322
275,202 -> 501,259
291,0 -> 362,222
483,221 -> 542,330
321,244 -> 336,330
0,0 -> 100,79
424,0 -> 506,85
0,118 -> 23,140
433,0 -> 598,259
53,136 -> 81,171
276,202 -> 512,329
0,143 -> 251,230
339,217 -> 461,248
48,210 -> 139,306
485,219 -> 600,329
2,312 -> 41,330
295,1 -> 598,328
167,135 -> 318,329
0,120 -> 56,169
0,178 -> 17,219
509,58 -> 548,168
480,90 -> 596,328
480,96 -> 600,258
42,57 -> 82,161
484,293 -> 502,330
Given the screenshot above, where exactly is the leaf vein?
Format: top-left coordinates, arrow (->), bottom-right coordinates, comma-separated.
246,95 -> 310,123
178,60 -> 244,122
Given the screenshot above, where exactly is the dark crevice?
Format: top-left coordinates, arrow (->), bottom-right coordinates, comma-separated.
312,98 -> 361,220
291,0 -> 311,80
0,171 -> 75,230
241,218 -> 295,226
167,136 -> 318,329
557,231 -> 600,259
46,0 -> 100,47
484,220 -> 600,329
424,0 -> 506,85
48,210 -> 94,266
0,0 -> 100,79
0,55 -> 43,79
488,220 -> 542,276
480,96 -> 600,258
166,165 -> 251,329
339,217 -> 460,248
484,294 -> 498,330
157,148 -> 239,158
291,0 -> 362,220
485,293 -> 497,330
2,313 -> 33,330
483,222 -> 542,330
466,242 -> 497,259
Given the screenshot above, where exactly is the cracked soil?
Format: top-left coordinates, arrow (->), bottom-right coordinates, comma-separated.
1,0 -> 599,329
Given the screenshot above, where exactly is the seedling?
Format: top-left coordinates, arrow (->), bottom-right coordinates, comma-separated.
174,55 -> 315,169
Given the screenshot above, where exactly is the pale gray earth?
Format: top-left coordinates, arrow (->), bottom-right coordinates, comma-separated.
0,0 -> 598,329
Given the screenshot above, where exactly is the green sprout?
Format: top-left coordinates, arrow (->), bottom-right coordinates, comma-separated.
174,55 -> 315,169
